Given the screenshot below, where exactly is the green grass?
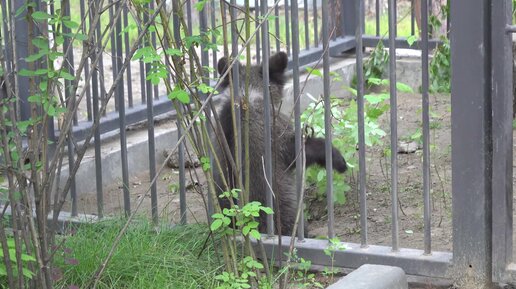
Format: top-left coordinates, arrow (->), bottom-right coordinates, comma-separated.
54,219 -> 221,289
365,14 -> 417,38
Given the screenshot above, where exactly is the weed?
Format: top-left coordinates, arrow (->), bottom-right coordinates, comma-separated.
54,220 -> 220,289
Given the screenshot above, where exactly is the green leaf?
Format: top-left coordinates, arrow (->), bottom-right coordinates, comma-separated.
168,87 -> 190,104
64,32 -> 88,41
25,52 -> 45,63
261,207 -> 273,215
15,2 -> 33,17
195,0 -> 208,11
62,20 -> 79,29
48,51 -> 64,61
20,254 -> 36,262
31,11 -> 52,21
249,230 -> 261,240
55,35 -> 65,46
197,83 -> 217,94
396,82 -> 413,93
32,37 -> 49,50
165,48 -> 183,57
210,219 -> 223,231
306,67 -> 322,77
22,268 -> 35,279
39,81 -> 48,91
59,70 -> 75,81
46,104 -> 56,116
28,94 -> 41,103
406,35 -> 417,47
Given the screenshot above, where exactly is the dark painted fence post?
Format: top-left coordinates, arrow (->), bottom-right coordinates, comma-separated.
450,0 -> 493,287
491,0 -> 513,283
341,0 -> 358,39
13,1 -> 30,122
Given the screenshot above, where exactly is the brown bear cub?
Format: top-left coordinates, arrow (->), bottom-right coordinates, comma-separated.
213,52 -> 347,236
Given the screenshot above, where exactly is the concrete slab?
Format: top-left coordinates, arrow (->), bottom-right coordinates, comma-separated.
326,264 -> 408,289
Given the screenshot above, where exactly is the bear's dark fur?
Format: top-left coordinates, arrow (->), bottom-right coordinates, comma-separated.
213,52 -> 347,236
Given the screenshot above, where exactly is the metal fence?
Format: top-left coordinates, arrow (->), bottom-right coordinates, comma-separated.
2,0 -> 515,286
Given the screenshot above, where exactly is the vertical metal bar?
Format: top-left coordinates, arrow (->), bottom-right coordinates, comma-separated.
321,0 -> 334,239
80,0 -> 93,121
260,0 -> 274,236
428,0 -> 433,38
331,0 -> 337,40
284,0 -> 291,55
304,0 -> 309,49
95,0 -> 107,116
313,0 -> 319,46
200,1 -> 213,222
139,20 -> 147,104
411,0 -> 415,36
1,0 -> 11,75
211,0 -> 218,80
143,4 -> 158,224
255,0 -> 261,63
491,0 -> 513,282
123,4 -> 133,107
172,0 -> 187,225
89,0 -> 103,219
420,0 -> 431,255
356,0 -> 368,248
186,0 -> 193,35
66,140 -> 77,216
376,0 -> 380,36
342,0 -> 358,37
451,0 -> 492,286
151,1 -> 159,100
63,1 -> 77,125
388,0 -> 399,251
62,0 -> 78,216
12,1 -> 30,122
291,0 -> 304,241
274,2 -> 280,52
230,0 -> 242,191
109,0 -> 119,111
446,1 -> 450,39
114,0 -> 130,217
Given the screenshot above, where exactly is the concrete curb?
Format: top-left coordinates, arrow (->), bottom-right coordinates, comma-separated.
326,264 -> 408,289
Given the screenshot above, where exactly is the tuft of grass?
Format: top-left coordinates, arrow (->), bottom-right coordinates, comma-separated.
54,219 -> 221,289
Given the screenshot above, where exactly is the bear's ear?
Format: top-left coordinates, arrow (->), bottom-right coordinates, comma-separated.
269,51 -> 288,74
217,56 -> 229,76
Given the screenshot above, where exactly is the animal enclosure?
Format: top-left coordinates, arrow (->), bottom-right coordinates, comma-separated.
0,0 -> 514,288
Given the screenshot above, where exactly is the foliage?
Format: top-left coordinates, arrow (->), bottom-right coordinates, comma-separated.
53,220 -> 219,289
301,76 -> 414,205
352,41 -> 389,90
211,189 -> 273,240
289,249 -> 324,289
0,236 -> 36,287
428,3 -> 451,93
211,190 -> 272,288
0,2 -> 92,287
429,36 -> 450,93
363,41 -> 389,85
322,237 -> 346,282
